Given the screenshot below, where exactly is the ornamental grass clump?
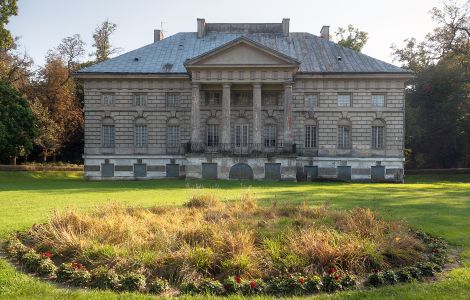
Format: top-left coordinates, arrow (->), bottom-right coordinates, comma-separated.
3,190 -> 450,295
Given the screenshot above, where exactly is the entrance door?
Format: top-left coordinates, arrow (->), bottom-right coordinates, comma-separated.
235,124 -> 249,153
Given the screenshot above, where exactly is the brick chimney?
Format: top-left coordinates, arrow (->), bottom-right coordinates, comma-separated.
320,25 -> 330,40
154,29 -> 163,42
282,18 -> 290,37
197,18 -> 206,38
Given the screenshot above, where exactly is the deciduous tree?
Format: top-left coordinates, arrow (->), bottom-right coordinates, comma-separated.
0,80 -> 36,164
91,20 -> 121,62
335,25 -> 369,52
29,99 -> 62,162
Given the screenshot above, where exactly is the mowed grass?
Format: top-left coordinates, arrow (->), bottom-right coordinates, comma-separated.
0,171 -> 470,299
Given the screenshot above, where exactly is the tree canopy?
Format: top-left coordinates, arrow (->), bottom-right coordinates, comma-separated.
0,80 -> 36,163
91,20 -> 120,62
335,25 -> 369,52
392,0 -> 470,168
0,0 -> 17,50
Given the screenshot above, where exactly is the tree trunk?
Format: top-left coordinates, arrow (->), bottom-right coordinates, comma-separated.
43,153 -> 47,163
10,156 -> 17,165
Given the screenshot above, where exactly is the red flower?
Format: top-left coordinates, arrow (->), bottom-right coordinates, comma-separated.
250,280 -> 257,289
432,248 -> 439,253
235,275 -> 241,284
334,274 -> 341,281
71,262 -> 85,270
42,252 -> 53,258
327,267 -> 336,274
373,269 -> 380,274
298,277 -> 305,285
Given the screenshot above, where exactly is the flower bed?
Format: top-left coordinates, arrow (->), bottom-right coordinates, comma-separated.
2,192 -> 450,296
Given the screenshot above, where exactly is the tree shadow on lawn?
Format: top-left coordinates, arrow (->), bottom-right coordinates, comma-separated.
255,189 -> 470,249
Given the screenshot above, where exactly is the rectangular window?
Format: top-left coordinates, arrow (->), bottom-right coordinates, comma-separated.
134,94 -> 147,106
205,91 -> 221,106
372,126 -> 384,149
135,125 -> 147,147
166,92 -> 180,107
262,91 -> 279,106
235,124 -> 248,147
338,94 -> 351,107
102,125 -> 115,147
232,90 -> 252,106
372,94 -> 385,107
167,126 -> 180,147
305,125 -> 317,148
338,126 -> 351,149
264,125 -> 277,147
102,94 -> 114,106
207,124 -> 219,147
304,94 -> 319,109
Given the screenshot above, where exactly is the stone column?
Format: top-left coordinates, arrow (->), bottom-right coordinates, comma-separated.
252,83 -> 262,150
190,83 -> 201,148
283,81 -> 294,145
221,83 -> 231,149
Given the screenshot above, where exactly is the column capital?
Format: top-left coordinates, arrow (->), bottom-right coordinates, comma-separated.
222,82 -> 232,88
283,81 -> 294,88
252,82 -> 262,89
191,82 -> 200,89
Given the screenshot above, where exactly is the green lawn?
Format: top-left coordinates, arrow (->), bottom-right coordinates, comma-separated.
0,171 -> 469,299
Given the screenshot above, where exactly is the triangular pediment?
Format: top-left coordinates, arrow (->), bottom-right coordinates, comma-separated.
185,37 -> 300,67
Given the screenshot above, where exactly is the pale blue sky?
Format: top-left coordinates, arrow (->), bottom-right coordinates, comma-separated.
9,0 -> 446,66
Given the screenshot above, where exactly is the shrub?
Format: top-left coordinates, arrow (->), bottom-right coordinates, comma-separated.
57,263 -> 75,282
149,277 -> 169,294
37,259 -> 57,277
241,279 -> 266,295
120,272 -> 146,292
382,270 -> 398,285
223,276 -> 242,294
322,274 -> 342,292
430,252 -> 448,266
340,274 -> 357,290
396,267 -> 421,283
266,275 -> 305,296
198,278 -> 224,295
180,282 -> 199,295
90,266 -> 120,290
180,279 -> 224,295
417,262 -> 441,277
366,272 -> 384,287
304,275 -> 322,294
4,238 -> 29,259
21,251 -> 42,273
69,269 -> 91,287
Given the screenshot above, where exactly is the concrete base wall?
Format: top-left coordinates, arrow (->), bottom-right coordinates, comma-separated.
84,155 -> 404,182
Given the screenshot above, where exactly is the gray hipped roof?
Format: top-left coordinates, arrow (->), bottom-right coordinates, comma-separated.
77,32 -> 410,74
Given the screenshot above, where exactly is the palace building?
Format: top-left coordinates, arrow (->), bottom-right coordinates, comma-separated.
75,19 -> 412,181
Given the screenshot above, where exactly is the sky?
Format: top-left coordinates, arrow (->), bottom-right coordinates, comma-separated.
8,0 -> 448,67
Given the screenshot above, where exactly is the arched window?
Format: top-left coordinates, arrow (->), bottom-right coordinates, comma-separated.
134,117 -> 147,147
206,118 -> 219,147
264,118 -> 277,148
167,118 -> 180,147
102,117 -> 115,147
304,118 -> 318,148
372,119 -> 385,149
337,118 -> 352,149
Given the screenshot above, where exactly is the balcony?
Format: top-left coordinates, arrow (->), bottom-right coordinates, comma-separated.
167,143 -> 297,156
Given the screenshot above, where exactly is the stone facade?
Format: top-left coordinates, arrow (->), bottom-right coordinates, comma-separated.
77,19 -> 412,182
